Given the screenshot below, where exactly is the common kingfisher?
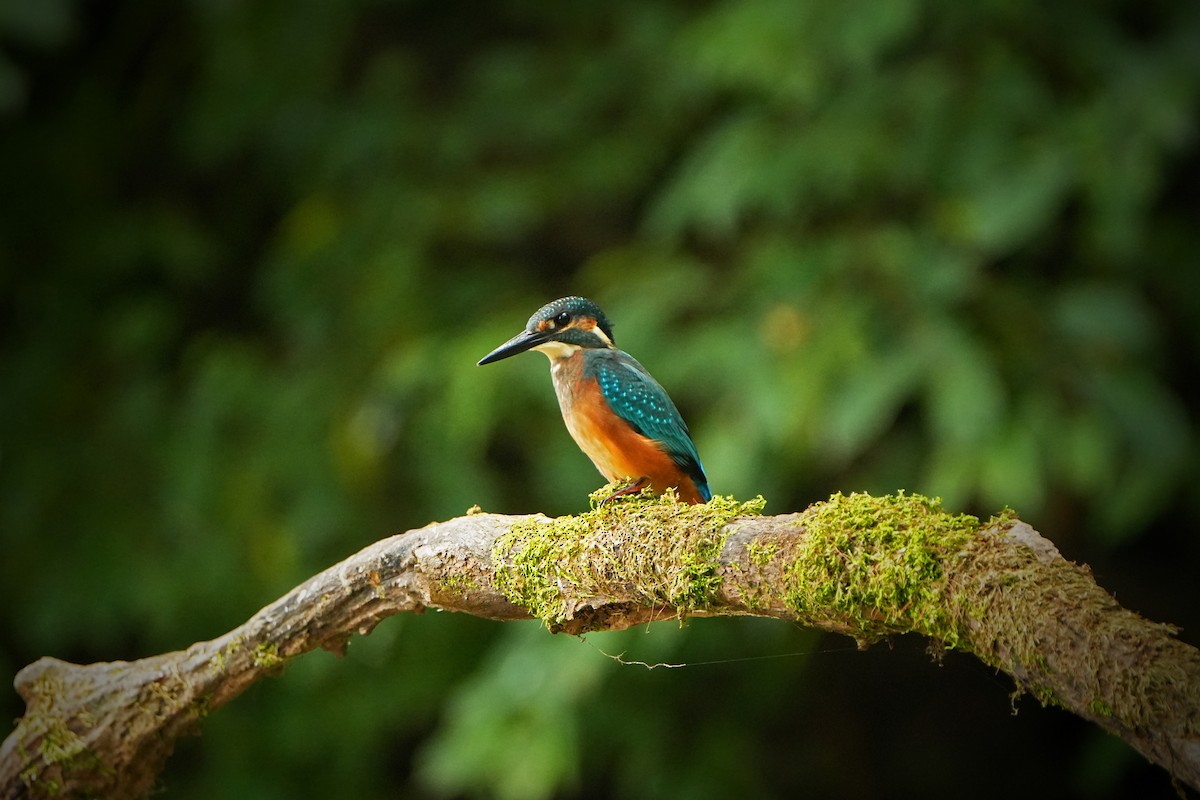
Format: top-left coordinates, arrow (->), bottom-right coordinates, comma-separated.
478,296 -> 711,505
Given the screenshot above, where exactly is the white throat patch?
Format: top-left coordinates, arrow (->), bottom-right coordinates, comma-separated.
533,341 -> 582,360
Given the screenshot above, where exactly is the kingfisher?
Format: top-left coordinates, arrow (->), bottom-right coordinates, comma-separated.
478,296 -> 711,505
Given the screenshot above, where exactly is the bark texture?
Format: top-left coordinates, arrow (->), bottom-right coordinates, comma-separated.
2,493 -> 1197,798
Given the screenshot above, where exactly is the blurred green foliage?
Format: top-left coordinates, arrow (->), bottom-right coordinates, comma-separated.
2,0 -> 1198,797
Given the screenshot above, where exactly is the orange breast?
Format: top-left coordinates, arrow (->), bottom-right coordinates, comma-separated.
555,367 -> 704,504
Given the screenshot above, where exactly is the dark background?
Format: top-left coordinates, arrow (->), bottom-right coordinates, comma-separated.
2,1 -> 1198,797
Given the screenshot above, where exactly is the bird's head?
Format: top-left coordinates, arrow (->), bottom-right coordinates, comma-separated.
478,296 -> 616,365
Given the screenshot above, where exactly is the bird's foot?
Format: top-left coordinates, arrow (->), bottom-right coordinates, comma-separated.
598,477 -> 651,507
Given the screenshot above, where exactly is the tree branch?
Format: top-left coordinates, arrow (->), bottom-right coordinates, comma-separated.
3,493 -> 1198,798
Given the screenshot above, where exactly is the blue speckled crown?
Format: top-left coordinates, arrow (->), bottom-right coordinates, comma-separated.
527,296 -> 615,344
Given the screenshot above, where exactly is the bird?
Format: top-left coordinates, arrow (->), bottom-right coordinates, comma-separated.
478,296 -> 711,505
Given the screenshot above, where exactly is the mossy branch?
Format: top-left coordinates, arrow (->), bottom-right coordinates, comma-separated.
2,491 -> 1198,798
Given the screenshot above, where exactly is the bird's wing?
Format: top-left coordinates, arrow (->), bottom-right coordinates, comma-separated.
589,350 -> 709,496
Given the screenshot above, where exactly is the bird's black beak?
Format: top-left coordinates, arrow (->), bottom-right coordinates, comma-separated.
477,329 -> 548,365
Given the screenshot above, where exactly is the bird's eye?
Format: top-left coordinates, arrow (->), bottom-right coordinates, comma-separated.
554,312 -> 571,327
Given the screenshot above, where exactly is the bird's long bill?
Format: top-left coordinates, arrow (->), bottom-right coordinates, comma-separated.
477,329 -> 547,365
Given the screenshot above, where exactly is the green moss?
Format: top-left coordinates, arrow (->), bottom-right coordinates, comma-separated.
37,721 -> 108,778
438,572 -> 481,596
191,692 -> 214,720
986,506 -> 1020,527
739,538 -> 782,612
208,636 -> 243,673
1030,683 -> 1061,707
493,484 -> 765,627
779,491 -> 980,648
965,528 -> 1194,727
252,642 -> 283,669
17,673 -> 114,798
745,538 -> 779,567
